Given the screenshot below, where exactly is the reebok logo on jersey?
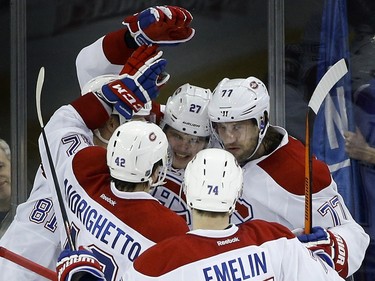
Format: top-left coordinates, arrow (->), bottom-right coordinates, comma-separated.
217,237 -> 240,246
100,194 -> 116,206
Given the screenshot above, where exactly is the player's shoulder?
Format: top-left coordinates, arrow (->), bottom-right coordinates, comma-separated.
151,200 -> 189,227
131,200 -> 189,241
73,146 -> 107,169
133,234 -> 188,276
258,136 -> 331,194
72,146 -> 109,189
240,219 -> 295,242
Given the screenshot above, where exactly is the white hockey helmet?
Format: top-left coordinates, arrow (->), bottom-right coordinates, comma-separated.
208,77 -> 270,152
81,74 -> 152,124
161,83 -> 212,137
183,148 -> 243,213
106,121 -> 168,186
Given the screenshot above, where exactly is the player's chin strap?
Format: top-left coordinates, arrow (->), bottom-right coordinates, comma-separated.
243,118 -> 270,163
242,139 -> 262,164
150,165 -> 167,187
93,129 -> 109,145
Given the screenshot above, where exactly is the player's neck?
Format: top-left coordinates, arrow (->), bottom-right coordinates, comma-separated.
192,211 -> 230,230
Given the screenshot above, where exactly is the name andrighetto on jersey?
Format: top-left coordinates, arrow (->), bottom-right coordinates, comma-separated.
202,251 -> 269,281
63,178 -> 145,262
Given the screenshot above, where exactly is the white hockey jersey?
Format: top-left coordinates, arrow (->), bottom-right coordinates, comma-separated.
124,221 -> 344,280
38,93 -> 189,281
150,167 -> 192,229
229,126 -> 369,277
0,27 -> 138,281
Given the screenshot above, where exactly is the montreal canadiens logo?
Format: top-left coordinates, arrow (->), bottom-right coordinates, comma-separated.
149,132 -> 157,141
249,81 -> 258,89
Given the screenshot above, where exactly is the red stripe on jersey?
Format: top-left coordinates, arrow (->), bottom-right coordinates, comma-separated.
258,136 -> 331,195
72,146 -> 189,243
72,146 -> 110,196
102,29 -> 136,65
71,93 -> 110,130
133,220 -> 295,276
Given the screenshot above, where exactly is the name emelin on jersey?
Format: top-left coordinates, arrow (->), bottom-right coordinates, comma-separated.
202,251 -> 268,281
63,178 -> 144,262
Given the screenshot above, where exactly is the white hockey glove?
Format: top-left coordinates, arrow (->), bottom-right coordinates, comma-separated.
295,226 -> 349,278
123,5 -> 195,46
98,45 -> 169,120
56,247 -> 106,281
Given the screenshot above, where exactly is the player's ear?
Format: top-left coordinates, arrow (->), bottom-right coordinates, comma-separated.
149,167 -> 159,184
107,114 -> 121,133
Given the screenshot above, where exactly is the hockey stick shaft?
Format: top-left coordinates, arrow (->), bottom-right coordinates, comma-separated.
0,246 -> 56,280
304,58 -> 348,234
36,67 -> 76,251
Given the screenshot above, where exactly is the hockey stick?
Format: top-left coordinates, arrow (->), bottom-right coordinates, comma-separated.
36,67 -> 76,251
304,58 -> 348,234
0,246 -> 56,280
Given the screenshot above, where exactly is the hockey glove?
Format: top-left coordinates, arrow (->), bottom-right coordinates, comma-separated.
296,226 -> 349,278
56,247 -> 105,281
123,5 -> 195,46
99,45 -> 168,120
119,44 -> 170,85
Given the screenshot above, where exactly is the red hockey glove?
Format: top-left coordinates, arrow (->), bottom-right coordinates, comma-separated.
99,45 -> 168,120
119,44 -> 170,86
296,226 -> 349,278
123,5 -> 195,46
56,247 -> 105,281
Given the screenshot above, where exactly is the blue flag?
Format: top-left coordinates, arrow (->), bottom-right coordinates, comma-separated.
313,0 -> 366,223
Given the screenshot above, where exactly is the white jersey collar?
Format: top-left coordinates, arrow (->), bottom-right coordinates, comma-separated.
188,224 -> 238,238
110,182 -> 160,201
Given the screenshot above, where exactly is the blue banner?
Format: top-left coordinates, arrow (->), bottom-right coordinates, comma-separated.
313,0 -> 366,223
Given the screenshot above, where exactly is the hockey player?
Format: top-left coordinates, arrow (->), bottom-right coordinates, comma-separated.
150,83 -> 212,228
75,14 -> 213,229
0,46 -> 160,280
38,47 -> 189,280
56,148 -> 345,281
207,76 -> 370,278
50,120 -> 189,281
0,5 -> 194,280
